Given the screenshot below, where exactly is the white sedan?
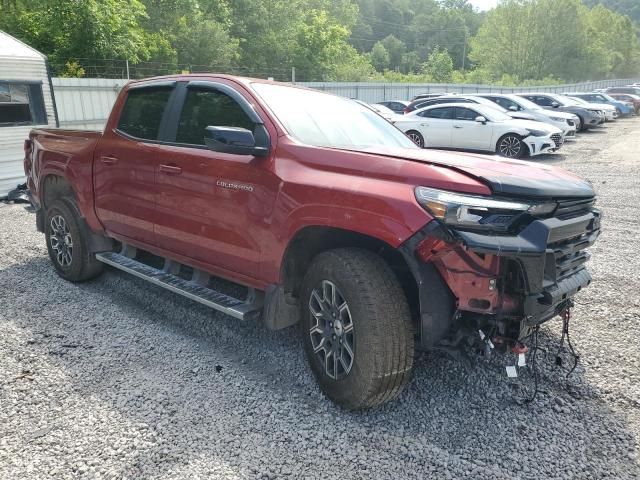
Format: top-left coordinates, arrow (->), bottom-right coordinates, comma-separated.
393,103 -> 564,158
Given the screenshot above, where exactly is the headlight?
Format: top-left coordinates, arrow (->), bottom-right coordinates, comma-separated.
415,187 -> 557,231
525,128 -> 548,137
549,116 -> 564,122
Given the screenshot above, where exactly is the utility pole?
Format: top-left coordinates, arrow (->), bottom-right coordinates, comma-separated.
126,59 -> 130,80
292,66 -> 296,84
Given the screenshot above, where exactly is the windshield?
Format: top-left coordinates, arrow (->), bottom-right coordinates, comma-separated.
473,104 -> 512,122
507,95 -> 541,110
252,83 -> 418,150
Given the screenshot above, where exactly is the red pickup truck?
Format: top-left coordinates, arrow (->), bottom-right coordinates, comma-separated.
24,75 -> 601,409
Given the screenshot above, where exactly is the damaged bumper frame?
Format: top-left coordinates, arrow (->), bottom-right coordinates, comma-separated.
401,206 -> 602,350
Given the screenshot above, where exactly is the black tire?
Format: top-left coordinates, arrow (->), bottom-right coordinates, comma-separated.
45,198 -> 103,282
406,130 -> 425,148
300,248 -> 414,410
575,115 -> 585,132
496,133 -> 526,158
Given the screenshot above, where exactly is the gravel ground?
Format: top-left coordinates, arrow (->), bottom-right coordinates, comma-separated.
1,120 -> 640,479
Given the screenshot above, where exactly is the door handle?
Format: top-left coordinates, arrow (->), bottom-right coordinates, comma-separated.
159,164 -> 182,175
453,125 -> 463,129
420,123 -> 429,127
100,155 -> 119,165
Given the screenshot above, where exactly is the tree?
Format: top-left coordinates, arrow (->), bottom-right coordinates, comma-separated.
370,42 -> 390,71
421,48 -> 454,83
380,35 -> 406,71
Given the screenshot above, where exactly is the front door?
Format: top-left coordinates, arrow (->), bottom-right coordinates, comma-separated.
417,106 -> 454,147
93,83 -> 175,244
152,81 -> 279,279
451,107 -> 493,151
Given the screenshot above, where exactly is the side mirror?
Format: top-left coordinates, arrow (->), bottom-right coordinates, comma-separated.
475,115 -> 487,123
550,102 -> 560,108
508,105 -> 518,111
204,126 -> 269,157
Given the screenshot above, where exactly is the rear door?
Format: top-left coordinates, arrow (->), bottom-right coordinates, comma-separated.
93,82 -> 175,244
416,107 -> 454,147
151,80 -> 279,278
451,107 -> 493,151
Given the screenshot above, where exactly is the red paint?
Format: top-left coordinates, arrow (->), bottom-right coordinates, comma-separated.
23,74 -> 563,308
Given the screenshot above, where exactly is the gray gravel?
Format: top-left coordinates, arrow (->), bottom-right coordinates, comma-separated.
1,120 -> 640,479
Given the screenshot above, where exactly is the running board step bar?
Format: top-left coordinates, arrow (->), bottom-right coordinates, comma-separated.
95,251 -> 263,320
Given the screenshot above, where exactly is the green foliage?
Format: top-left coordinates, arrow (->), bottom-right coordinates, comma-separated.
0,0 -> 638,84
421,48 -> 454,83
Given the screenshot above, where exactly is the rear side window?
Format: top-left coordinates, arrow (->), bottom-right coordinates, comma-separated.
117,87 -> 173,140
175,88 -> 254,145
0,82 -> 47,126
420,107 -> 454,119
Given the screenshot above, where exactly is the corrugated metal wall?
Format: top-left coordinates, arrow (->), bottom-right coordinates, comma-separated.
0,56 -> 56,198
52,77 -> 128,130
52,77 -> 639,130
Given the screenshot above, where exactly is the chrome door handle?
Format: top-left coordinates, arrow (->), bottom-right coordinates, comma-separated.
100,155 -> 119,165
159,164 -> 182,175
453,125 -> 463,129
420,123 -> 429,126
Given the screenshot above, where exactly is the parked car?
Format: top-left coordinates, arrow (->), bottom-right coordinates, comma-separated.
375,100 -> 410,115
605,86 -> 640,96
566,96 -> 617,121
609,93 -> 640,114
404,95 -> 538,122
476,93 -> 578,139
518,93 -> 605,130
566,92 -> 634,117
24,75 -> 601,409
393,103 -> 563,158
367,103 -> 405,122
411,92 -> 451,102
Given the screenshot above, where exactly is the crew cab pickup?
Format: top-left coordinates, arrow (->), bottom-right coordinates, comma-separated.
24,75 -> 601,409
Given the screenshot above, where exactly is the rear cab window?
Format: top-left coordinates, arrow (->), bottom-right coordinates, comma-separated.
117,86 -> 173,140
0,81 -> 47,127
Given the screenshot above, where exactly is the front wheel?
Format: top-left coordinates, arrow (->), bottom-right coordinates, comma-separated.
406,130 -> 425,148
497,133 -> 525,158
45,199 -> 104,282
300,248 -> 415,410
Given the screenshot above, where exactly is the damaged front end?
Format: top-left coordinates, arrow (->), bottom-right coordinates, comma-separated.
401,187 -> 601,351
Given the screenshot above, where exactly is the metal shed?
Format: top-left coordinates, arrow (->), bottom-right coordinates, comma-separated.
0,30 -> 57,198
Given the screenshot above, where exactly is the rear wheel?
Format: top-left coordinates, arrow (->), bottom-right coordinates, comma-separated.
497,133 -> 525,158
45,199 -> 104,282
406,130 -> 425,148
301,248 -> 414,410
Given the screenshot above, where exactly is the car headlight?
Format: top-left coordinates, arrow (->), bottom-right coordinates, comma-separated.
549,116 -> 564,122
415,187 -> 557,231
525,128 -> 548,137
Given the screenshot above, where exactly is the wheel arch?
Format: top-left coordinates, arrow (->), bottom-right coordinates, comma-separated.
278,225 -> 419,321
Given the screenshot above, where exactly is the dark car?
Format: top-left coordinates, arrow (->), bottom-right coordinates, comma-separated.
518,93 -> 604,131
375,100 -> 410,114
411,92 -> 450,102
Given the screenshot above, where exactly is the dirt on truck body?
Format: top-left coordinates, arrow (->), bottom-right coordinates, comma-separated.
24,74 -> 601,409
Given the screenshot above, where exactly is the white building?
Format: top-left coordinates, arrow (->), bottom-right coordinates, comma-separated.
0,30 -> 57,198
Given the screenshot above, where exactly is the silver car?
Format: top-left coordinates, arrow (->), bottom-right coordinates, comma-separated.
476,93 -> 579,139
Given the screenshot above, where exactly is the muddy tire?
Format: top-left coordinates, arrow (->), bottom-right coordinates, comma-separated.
300,248 -> 414,410
45,199 -> 103,282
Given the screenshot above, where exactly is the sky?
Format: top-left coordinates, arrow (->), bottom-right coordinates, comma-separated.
468,0 -> 500,11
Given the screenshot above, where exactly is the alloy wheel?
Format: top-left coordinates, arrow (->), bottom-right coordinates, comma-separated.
407,132 -> 424,148
499,135 -> 522,158
308,280 -> 355,380
49,215 -> 73,267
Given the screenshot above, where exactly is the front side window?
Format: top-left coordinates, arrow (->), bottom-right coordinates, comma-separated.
494,97 -> 520,111
0,82 -> 46,126
533,96 -> 554,107
454,107 -> 479,121
117,87 -> 173,140
175,88 -> 254,145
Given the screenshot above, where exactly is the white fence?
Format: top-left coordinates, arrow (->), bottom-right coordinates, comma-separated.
53,77 -> 639,130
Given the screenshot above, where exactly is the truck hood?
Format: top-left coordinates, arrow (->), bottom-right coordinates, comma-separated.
355,146 -> 595,198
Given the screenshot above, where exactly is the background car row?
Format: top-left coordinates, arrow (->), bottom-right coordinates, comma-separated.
372,86 -> 636,159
